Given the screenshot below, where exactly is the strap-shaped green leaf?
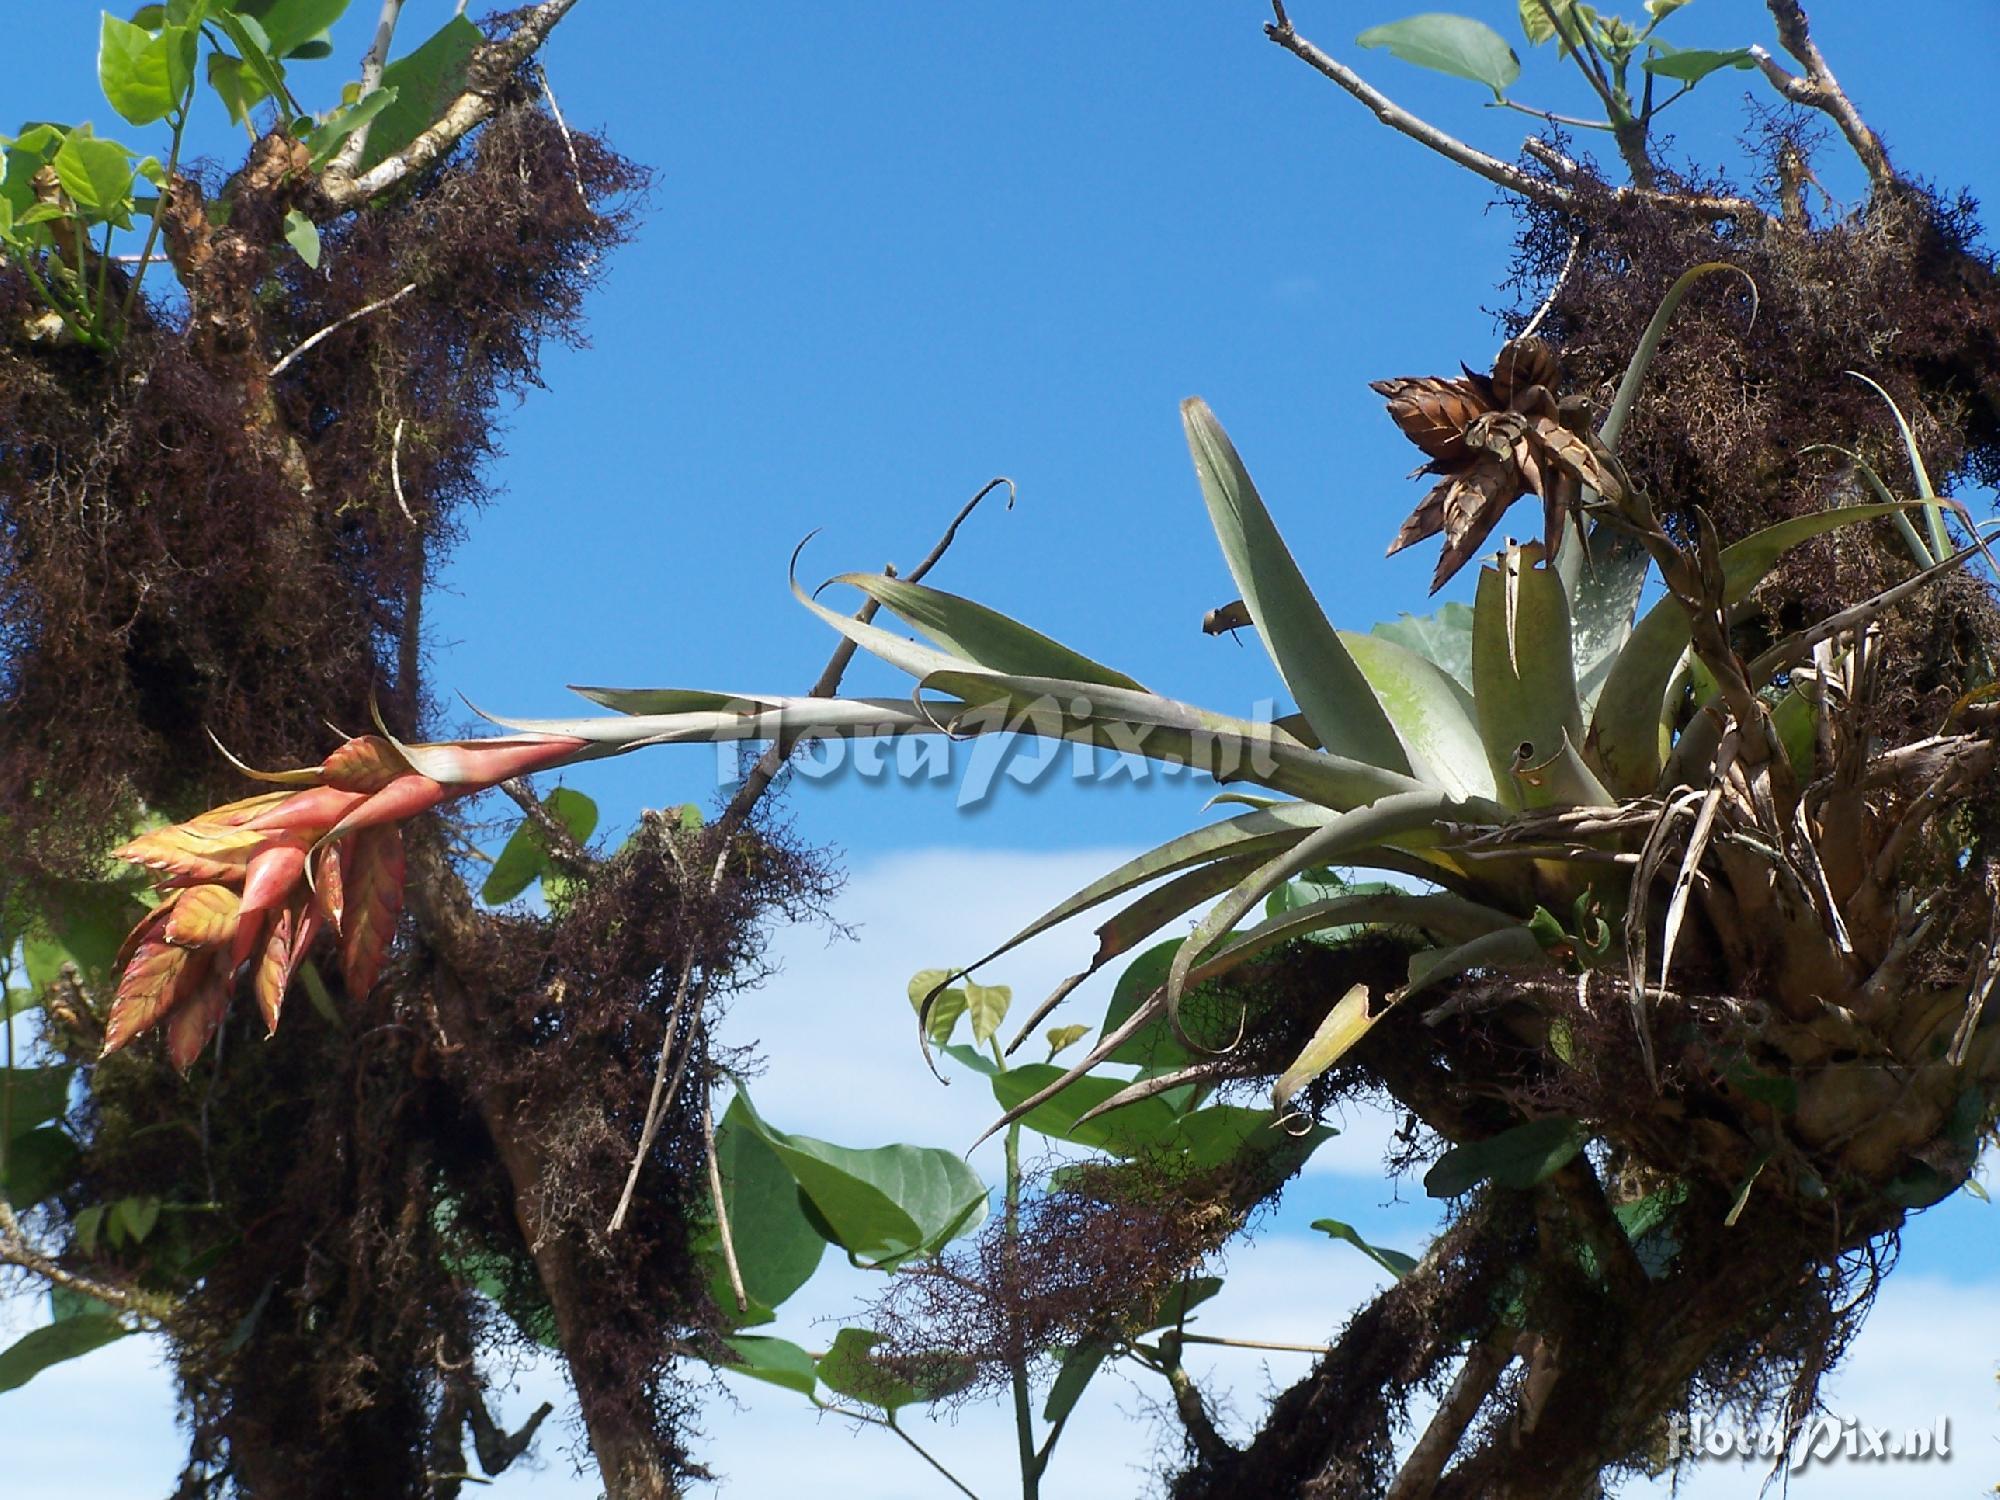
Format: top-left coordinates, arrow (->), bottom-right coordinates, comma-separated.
1601,263 -> 1755,452
1566,526 -> 1650,713
1340,629 -> 1494,800
920,667 -> 1426,810
1588,501 -> 1926,793
1472,546 -> 1583,807
484,694 -> 945,745
1167,790 -> 1490,1020
825,572 -> 1145,690
949,803 -> 1337,991
1182,400 -> 1411,776
1369,601 -> 1474,690
1401,925 -> 1551,1002
1194,889 -> 1520,988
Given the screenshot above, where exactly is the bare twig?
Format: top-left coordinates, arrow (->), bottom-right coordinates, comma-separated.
1178,1332 -> 1334,1356
0,1197 -> 176,1324
269,282 -> 417,377
703,1091 -> 748,1313
322,0 -> 585,210
1751,1 -> 1893,191
1494,99 -> 1612,133
329,0 -> 407,176
533,62 -> 591,213
1164,1355 -> 1234,1465
389,416 -> 417,525
1515,231 -> 1583,344
607,478 -> 1015,1233
1265,4 -> 1564,208
497,777 -> 595,872
717,477 -> 1014,831
816,1407 -> 984,1500
1948,886 -> 2000,1066
1266,5 -> 1763,225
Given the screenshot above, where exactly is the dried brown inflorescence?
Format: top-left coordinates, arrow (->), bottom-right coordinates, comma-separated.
1375,335 -> 1626,592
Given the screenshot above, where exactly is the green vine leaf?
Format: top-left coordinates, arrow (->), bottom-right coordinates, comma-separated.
1358,14 -> 1522,99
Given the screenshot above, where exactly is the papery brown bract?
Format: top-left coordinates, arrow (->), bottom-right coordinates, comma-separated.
1374,335 -> 1619,591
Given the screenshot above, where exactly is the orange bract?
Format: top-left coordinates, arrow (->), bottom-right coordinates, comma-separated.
102,731 -> 588,1069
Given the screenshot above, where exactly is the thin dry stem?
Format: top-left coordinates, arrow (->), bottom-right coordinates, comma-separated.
268,282 -> 417,377
328,0 -> 406,175
1752,1 -> 1893,191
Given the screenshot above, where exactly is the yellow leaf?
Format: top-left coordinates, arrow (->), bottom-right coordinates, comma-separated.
1272,984 -> 1385,1111
117,821 -> 266,882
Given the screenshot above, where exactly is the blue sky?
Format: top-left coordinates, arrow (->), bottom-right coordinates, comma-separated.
6,1 -> 2000,1495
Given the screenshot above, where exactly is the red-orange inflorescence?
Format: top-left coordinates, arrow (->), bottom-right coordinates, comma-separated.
105,732 -> 588,1068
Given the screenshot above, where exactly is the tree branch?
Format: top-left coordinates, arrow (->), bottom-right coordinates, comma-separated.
1265,4 -> 1765,226
1265,4 -> 1566,209
268,282 -> 417,377
715,476 -> 1014,832
1162,1344 -> 1235,1467
1384,1331 -> 1513,1500
1751,1 -> 1893,192
327,0 -> 406,176
497,777 -> 596,873
0,1197 -> 177,1324
607,478 -> 1015,1233
702,1090 -> 748,1314
320,0 -> 583,211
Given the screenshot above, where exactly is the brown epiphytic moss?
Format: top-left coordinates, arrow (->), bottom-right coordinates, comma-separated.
860,945 -> 1418,1411
2,64 -> 693,1496
864,1163 -> 1232,1405
411,812 -> 837,1481
0,94 -> 646,900
66,811 -> 834,1498
1501,135 -> 2000,731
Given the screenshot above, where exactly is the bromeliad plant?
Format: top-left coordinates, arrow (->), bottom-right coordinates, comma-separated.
102,266 -> 1999,1192
94,266 -> 2000,1482
100,731 -> 588,1068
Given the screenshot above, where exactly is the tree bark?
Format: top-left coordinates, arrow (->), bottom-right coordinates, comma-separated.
406,836 -> 682,1500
